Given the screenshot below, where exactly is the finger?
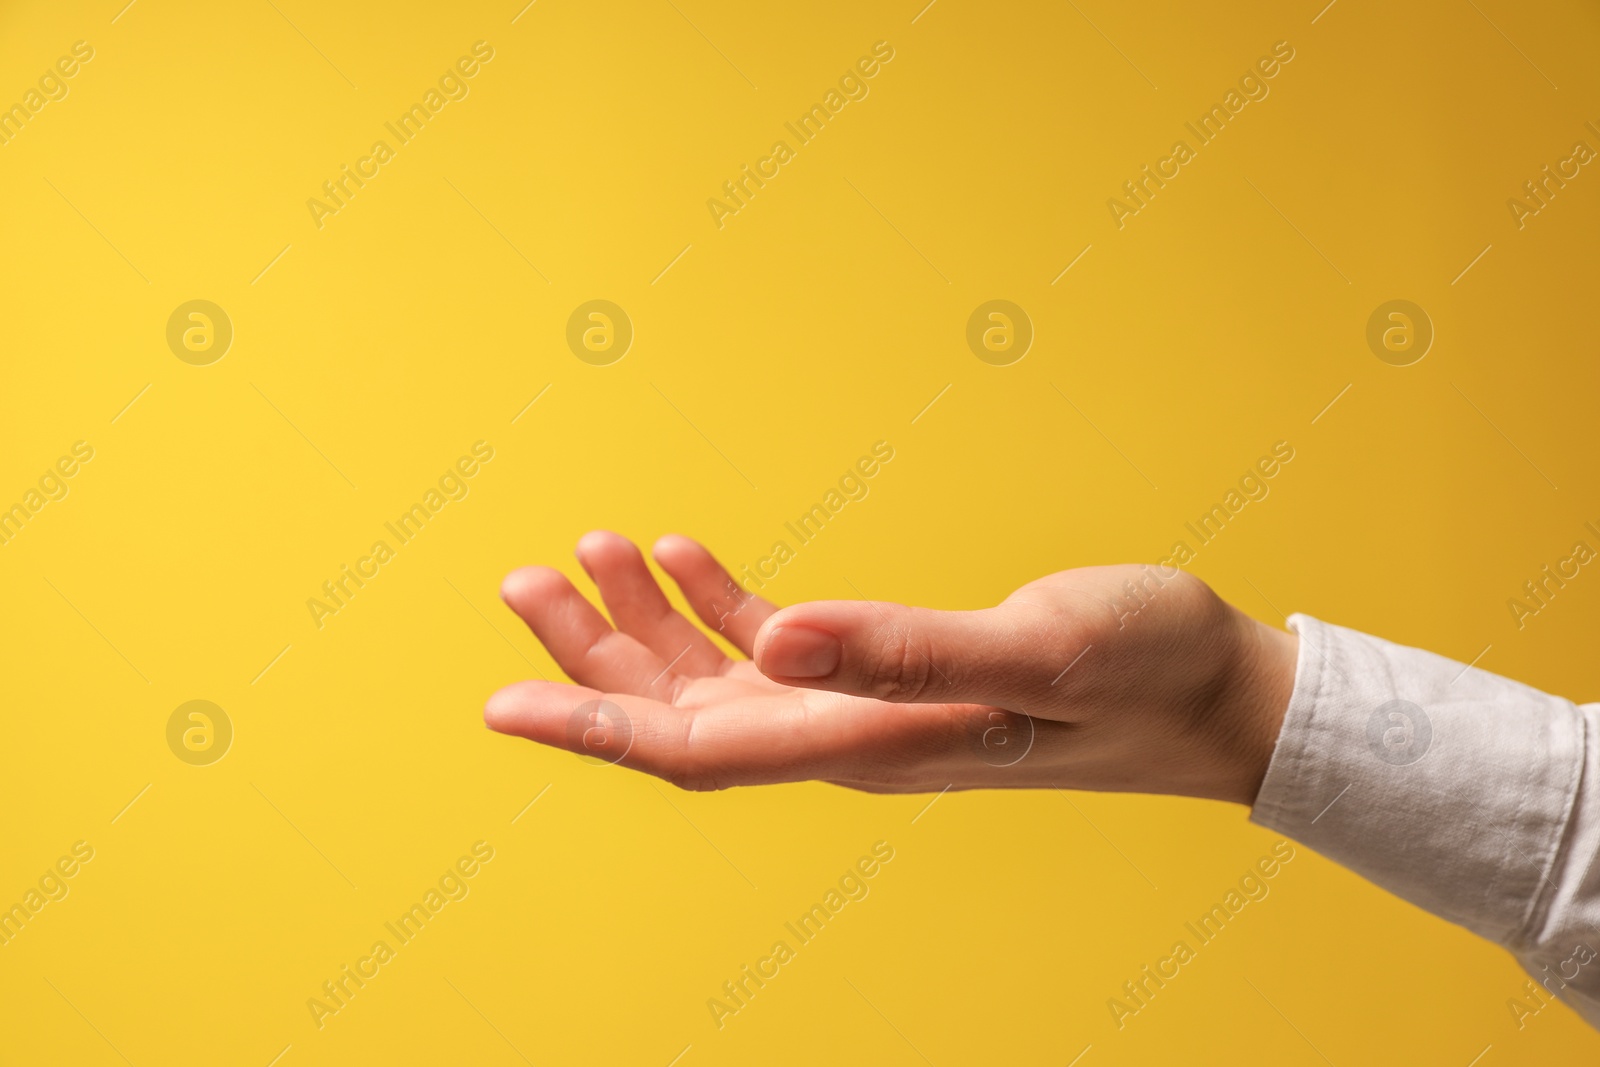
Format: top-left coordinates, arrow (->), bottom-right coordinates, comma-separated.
752,599 -> 1071,707
484,680 -> 816,788
650,534 -> 777,656
575,530 -> 729,677
485,680 -> 690,773
499,566 -> 679,698
483,681 -> 963,790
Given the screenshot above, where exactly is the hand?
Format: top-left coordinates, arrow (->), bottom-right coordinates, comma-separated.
484,532 -> 1299,805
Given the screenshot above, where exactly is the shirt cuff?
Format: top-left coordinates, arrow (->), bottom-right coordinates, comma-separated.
1249,614 -> 1585,948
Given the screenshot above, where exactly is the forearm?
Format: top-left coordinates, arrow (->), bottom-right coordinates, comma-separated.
1248,615 -> 1600,1024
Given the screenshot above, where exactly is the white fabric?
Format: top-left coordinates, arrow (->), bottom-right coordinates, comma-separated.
1250,614 -> 1600,1027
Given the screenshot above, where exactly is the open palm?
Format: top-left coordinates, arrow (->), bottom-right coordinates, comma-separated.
485,532 -> 1296,804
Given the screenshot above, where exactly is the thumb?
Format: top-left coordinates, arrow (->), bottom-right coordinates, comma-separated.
752,599 -> 1061,706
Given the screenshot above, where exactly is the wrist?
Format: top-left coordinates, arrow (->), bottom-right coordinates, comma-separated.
1217,609 -> 1299,806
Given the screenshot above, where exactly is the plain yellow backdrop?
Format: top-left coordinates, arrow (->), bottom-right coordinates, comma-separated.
2,0 -> 1599,1062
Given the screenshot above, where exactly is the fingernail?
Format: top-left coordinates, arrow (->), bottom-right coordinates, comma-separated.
761,625 -> 841,678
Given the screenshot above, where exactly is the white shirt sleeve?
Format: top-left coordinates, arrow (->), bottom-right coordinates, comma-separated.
1250,614 -> 1600,1028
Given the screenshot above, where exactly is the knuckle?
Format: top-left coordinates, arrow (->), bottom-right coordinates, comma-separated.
856,624 -> 935,701
866,763 -> 923,789
664,767 -> 726,792
656,742 -> 720,791
660,711 -> 729,792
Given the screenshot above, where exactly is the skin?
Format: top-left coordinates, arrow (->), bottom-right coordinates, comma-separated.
485,531 -> 1301,806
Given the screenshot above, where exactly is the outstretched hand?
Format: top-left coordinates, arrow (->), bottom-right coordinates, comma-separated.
484,533 -> 1298,805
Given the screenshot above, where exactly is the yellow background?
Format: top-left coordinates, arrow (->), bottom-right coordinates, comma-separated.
3,0 -> 1599,1062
